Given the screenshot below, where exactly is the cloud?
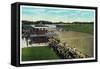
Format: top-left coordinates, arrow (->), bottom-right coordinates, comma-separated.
22,6 -> 95,22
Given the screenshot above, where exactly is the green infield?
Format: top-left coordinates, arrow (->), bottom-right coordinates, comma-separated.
57,23 -> 93,34
22,46 -> 60,61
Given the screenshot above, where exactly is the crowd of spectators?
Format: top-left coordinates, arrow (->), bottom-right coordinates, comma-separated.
48,37 -> 86,59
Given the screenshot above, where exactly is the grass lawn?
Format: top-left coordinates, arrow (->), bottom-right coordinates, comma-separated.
22,46 -> 60,61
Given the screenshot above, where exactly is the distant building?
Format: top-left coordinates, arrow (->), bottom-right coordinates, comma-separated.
29,25 -> 48,44
45,24 -> 56,31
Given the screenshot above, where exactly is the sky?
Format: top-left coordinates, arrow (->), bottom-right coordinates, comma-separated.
21,6 -> 95,22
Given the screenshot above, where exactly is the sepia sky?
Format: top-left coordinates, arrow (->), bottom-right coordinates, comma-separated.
21,6 -> 95,22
